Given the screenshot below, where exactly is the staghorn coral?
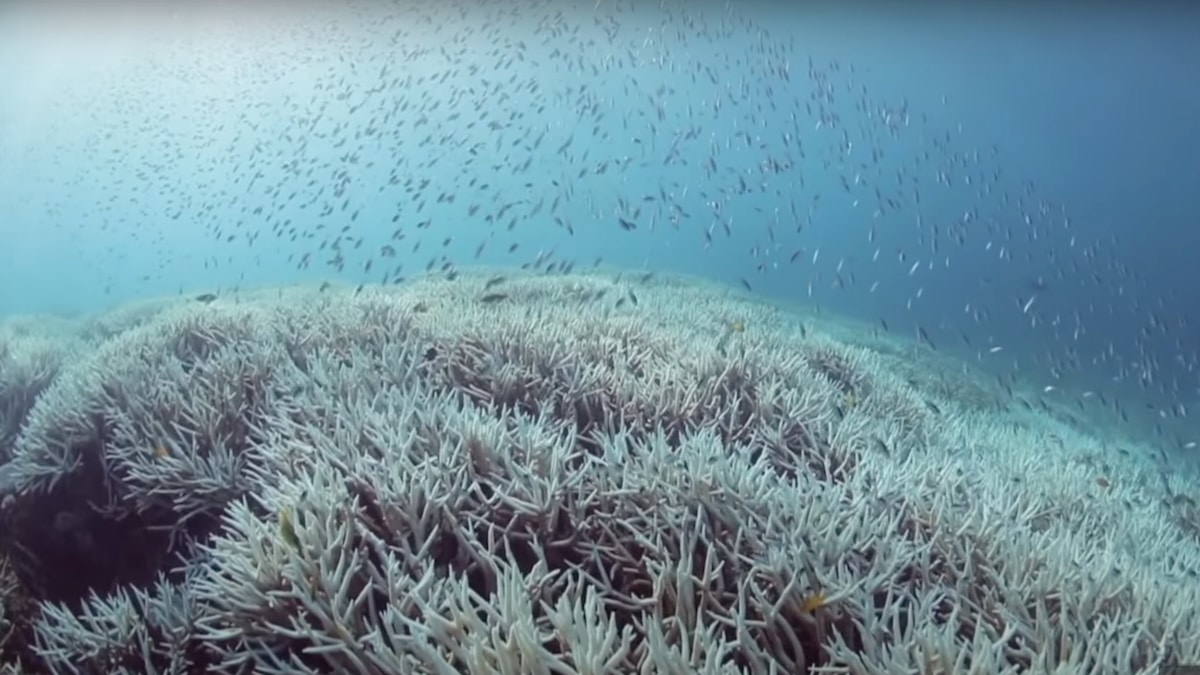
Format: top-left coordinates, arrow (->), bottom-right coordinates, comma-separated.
0,335 -> 77,464
0,270 -> 1194,673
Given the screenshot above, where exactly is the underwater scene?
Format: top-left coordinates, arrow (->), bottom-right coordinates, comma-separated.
0,1 -> 1198,673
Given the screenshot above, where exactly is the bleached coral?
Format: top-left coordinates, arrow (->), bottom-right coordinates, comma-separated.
0,335 -> 78,463
0,270 -> 1195,673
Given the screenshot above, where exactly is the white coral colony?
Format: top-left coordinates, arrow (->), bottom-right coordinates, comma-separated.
0,271 -> 1191,673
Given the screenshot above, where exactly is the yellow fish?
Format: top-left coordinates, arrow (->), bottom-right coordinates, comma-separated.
716,320 -> 747,356
801,592 -> 829,613
279,508 -> 301,550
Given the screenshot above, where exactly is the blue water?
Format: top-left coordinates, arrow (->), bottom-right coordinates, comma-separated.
0,1 -> 1197,447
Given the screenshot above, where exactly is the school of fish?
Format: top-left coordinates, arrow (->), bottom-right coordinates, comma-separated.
7,0 -> 1195,460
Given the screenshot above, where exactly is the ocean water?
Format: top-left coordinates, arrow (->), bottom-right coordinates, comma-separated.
0,2 -> 1198,673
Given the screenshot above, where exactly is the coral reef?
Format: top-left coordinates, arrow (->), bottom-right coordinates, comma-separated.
0,269 -> 1196,674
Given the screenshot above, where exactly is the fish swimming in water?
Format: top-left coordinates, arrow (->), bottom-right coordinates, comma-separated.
716,319 -> 747,356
